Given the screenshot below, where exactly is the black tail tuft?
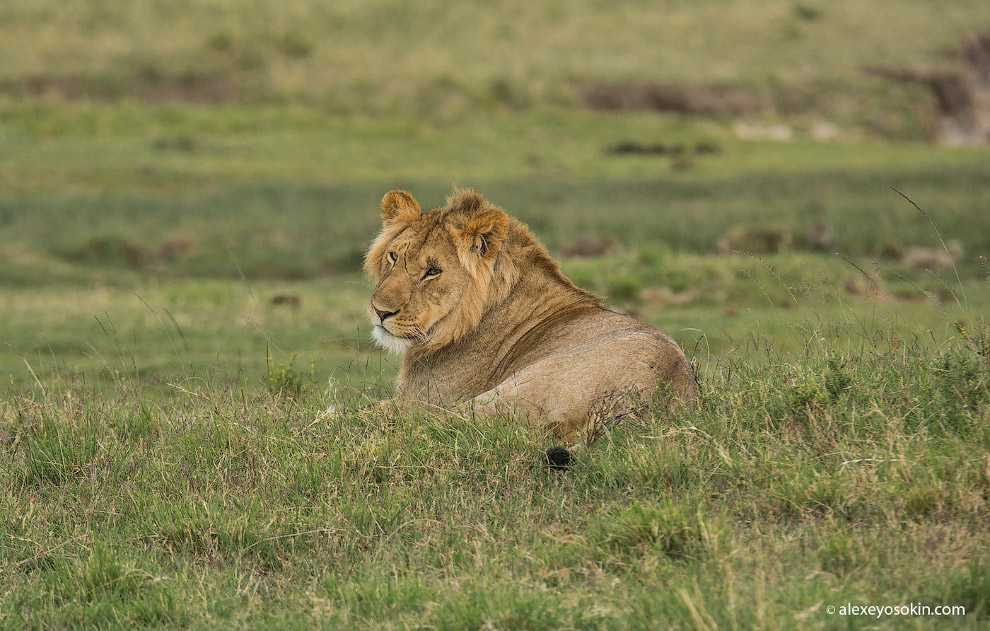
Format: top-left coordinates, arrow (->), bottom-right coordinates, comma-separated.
545,446 -> 572,471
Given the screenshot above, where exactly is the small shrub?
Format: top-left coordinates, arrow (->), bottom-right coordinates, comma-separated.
788,371 -> 828,412
824,357 -> 853,400
265,353 -> 311,398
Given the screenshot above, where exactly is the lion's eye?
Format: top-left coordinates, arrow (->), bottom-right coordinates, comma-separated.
422,266 -> 441,280
387,252 -> 398,264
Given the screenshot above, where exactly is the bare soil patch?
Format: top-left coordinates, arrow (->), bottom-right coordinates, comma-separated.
584,81 -> 766,116
866,30 -> 990,144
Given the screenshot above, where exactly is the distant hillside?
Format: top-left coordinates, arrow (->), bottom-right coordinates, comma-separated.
2,0 -> 989,138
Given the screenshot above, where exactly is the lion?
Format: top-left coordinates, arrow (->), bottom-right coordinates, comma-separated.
364,189 -> 696,461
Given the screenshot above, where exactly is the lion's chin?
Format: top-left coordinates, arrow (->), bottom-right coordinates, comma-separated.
372,325 -> 415,354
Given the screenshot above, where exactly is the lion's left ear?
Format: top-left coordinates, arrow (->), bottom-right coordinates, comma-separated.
453,209 -> 509,259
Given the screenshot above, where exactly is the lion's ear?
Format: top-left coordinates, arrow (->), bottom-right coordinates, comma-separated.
455,209 -> 509,259
381,190 -> 421,225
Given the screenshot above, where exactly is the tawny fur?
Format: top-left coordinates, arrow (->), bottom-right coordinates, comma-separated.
365,189 -> 696,444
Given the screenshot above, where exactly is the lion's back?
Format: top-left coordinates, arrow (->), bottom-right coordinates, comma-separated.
506,308 -> 696,404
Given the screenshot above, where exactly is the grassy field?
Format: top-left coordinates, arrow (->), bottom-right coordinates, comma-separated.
2,0 -> 989,137
3,2 -> 990,629
2,102 -> 988,629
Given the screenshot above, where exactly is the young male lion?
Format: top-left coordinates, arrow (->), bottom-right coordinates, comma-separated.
364,189 -> 696,454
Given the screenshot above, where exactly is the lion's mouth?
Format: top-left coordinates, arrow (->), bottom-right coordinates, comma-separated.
374,324 -> 417,339
371,324 -> 417,353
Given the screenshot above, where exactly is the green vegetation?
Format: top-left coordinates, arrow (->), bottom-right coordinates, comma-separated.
3,316 -> 989,629
2,0 -> 989,137
2,1 -> 990,629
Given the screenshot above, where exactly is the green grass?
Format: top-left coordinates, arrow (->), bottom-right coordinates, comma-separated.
2,101 -> 989,627
2,0 -> 988,138
2,102 -> 989,287
2,320 -> 988,629
2,2 -> 990,626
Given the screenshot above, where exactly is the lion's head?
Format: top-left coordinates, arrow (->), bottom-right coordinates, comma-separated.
364,189 -> 519,353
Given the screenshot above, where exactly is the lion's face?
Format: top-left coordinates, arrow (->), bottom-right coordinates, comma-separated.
368,217 -> 474,353
364,190 -> 512,353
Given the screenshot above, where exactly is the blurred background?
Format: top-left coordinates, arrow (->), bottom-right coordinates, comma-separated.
2,0 -> 989,390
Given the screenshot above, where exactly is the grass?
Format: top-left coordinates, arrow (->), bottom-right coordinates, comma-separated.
2,318 -> 988,629
2,102 -> 989,627
2,2 -> 990,627
2,101 -> 989,285
2,201 -> 988,631
2,1 -> 989,137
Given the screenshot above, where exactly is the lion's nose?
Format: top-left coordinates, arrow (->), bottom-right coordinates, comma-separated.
373,305 -> 398,322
